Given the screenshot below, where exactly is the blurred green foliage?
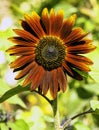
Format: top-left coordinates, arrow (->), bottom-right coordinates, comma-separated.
0,0 -> 99,130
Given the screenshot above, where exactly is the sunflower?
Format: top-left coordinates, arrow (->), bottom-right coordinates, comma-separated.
7,8 -> 96,99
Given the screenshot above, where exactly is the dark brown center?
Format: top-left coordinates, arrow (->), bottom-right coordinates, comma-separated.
35,36 -> 66,71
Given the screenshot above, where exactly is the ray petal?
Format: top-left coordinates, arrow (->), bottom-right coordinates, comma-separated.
65,55 -> 91,72
62,62 -> 74,76
20,20 -> 38,38
60,14 -> 76,40
13,29 -> 38,42
68,39 -> 92,47
66,54 -> 93,65
50,8 -> 55,35
24,12 -> 45,38
8,37 -> 36,46
6,46 -> 35,55
30,66 -> 44,90
54,9 -> 64,36
40,70 -> 50,95
52,69 -> 58,98
15,62 -> 35,79
10,55 -> 34,68
49,71 -> 55,98
67,43 -> 96,54
23,62 -> 39,87
64,64 -> 83,80
41,8 -> 50,35
63,60 -> 83,80
63,28 -> 83,41
57,67 -> 67,92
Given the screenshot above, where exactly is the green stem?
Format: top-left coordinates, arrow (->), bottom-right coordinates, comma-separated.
71,108 -> 94,120
51,96 -> 61,130
34,91 -> 62,129
61,109 -> 94,130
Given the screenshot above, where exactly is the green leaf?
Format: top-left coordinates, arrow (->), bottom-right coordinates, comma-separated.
73,121 -> 91,130
93,109 -> 99,115
0,123 -> 8,130
7,95 -> 27,108
0,85 -> 30,103
83,83 -> 99,95
8,119 -> 29,130
89,70 -> 99,83
72,68 -> 89,78
76,87 -> 93,99
88,47 -> 99,83
90,100 -> 99,111
0,80 -> 27,108
84,21 -> 95,31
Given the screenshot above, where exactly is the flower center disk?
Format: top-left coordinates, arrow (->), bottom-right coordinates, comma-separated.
35,36 -> 66,71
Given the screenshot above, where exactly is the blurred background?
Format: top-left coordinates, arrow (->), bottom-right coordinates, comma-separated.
0,0 -> 99,130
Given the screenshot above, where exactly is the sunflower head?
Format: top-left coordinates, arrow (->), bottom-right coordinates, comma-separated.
7,8 -> 96,99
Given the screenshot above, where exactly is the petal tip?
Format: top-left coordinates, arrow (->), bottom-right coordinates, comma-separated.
50,8 -> 55,15
18,19 -> 23,25
24,14 -> 30,20
72,14 -> 77,19
58,9 -> 64,15
69,14 -> 77,22
42,8 -> 48,14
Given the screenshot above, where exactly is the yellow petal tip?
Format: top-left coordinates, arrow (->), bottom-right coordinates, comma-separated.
58,9 -> 64,15
71,14 -> 77,20
42,8 -> 48,13
50,8 -> 55,14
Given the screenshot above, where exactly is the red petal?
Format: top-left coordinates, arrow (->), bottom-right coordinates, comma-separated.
41,8 -> 50,35
60,14 -> 76,40
57,67 -> 67,92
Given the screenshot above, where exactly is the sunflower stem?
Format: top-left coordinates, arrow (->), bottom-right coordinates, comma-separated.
51,96 -> 62,130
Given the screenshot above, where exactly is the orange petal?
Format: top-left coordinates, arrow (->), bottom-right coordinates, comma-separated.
32,11 -> 45,36
41,8 -> 50,35
30,66 -> 44,90
8,51 -> 34,56
63,27 -> 84,44
10,55 -> 34,68
67,43 -> 96,54
60,14 -> 76,40
8,37 -> 36,47
6,46 -> 35,55
48,71 -> 54,98
24,12 -> 45,38
50,8 -> 55,35
63,60 -> 83,80
62,62 -> 73,76
15,62 -> 35,79
13,29 -> 38,42
64,64 -> 83,80
66,55 -> 91,72
57,67 -> 67,92
66,54 -> 93,65
51,69 -> 58,99
41,71 -> 50,95
20,20 -> 38,38
54,9 -> 64,36
23,62 -> 39,87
